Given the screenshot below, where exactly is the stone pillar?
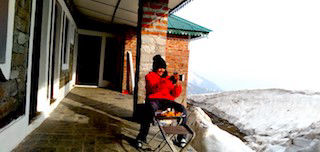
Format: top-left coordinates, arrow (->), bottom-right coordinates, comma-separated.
136,0 -> 169,104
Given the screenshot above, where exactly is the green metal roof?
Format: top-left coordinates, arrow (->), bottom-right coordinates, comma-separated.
168,15 -> 212,38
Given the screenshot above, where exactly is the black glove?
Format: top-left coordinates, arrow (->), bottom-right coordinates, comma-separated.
169,75 -> 177,84
161,71 -> 168,78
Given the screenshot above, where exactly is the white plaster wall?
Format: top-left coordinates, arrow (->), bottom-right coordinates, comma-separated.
37,0 -> 53,113
0,0 -> 37,151
0,0 -> 78,151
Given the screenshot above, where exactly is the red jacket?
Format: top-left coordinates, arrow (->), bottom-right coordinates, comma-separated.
145,72 -> 182,101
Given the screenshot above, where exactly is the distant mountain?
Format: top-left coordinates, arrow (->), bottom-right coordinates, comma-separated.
187,72 -> 222,95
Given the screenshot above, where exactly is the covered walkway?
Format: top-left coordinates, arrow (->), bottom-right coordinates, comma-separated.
12,87 -> 195,152
13,87 -> 138,151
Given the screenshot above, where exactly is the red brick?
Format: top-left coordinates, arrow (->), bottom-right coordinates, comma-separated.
156,13 -> 168,17
155,25 -> 167,30
150,4 -> 163,9
144,11 -> 154,15
156,0 -> 169,3
162,7 -> 169,11
141,30 -> 166,36
142,24 -> 155,29
142,18 -> 153,23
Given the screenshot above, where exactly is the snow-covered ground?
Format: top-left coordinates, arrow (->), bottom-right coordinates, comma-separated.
188,89 -> 320,152
189,107 -> 254,152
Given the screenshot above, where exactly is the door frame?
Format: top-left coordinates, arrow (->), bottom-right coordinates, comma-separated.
77,29 -> 114,87
29,0 -> 44,123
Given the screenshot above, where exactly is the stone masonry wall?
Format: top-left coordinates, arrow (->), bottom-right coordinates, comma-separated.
123,32 -> 190,104
0,0 -> 32,128
59,44 -> 74,88
136,0 -> 169,103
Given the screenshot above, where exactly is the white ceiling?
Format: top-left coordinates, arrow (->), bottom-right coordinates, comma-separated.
74,0 -> 186,27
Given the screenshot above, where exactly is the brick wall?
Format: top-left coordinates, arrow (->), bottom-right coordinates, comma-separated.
0,0 -> 32,128
165,34 -> 190,104
122,31 -> 190,104
122,29 -> 137,93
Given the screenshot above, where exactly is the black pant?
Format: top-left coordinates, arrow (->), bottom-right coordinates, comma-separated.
136,99 -> 187,142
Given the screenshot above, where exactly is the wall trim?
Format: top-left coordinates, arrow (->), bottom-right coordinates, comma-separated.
56,0 -> 77,28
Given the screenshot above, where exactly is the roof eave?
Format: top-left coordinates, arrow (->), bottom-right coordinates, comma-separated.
167,28 -> 210,39
169,0 -> 194,14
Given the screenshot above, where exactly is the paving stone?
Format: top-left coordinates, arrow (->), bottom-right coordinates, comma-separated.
70,147 -> 81,152
84,146 -> 94,152
13,88 -> 196,152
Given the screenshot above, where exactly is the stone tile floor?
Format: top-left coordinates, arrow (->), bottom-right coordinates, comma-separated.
13,87 -> 195,152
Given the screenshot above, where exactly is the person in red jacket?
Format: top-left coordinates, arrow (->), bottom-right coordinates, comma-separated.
136,55 -> 187,148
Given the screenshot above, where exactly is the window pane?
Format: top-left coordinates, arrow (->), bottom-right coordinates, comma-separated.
63,19 -> 69,64
52,2 -> 62,65
0,0 -> 9,63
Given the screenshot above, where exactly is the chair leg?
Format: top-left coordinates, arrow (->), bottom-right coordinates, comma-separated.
158,125 -> 178,152
158,134 -> 175,152
179,127 -> 196,152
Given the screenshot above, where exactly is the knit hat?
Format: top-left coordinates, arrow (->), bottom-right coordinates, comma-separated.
152,55 -> 167,71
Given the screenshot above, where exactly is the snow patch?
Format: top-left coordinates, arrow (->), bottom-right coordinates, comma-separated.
188,89 -> 320,152
189,107 -> 254,152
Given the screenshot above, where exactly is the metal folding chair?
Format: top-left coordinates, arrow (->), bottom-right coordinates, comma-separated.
148,113 -> 195,152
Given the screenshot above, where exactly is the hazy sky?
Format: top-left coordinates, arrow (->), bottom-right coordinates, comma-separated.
175,0 -> 320,91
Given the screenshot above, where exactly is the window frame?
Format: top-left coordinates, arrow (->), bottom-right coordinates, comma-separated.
60,14 -> 74,70
0,0 -> 16,80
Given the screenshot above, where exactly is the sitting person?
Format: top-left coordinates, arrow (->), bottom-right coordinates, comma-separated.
136,55 -> 187,148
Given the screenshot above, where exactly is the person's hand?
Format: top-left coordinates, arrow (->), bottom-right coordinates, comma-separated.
173,73 -> 182,86
173,72 -> 179,81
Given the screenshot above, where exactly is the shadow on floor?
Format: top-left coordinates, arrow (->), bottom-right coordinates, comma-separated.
66,91 -> 147,124
13,91 -> 141,151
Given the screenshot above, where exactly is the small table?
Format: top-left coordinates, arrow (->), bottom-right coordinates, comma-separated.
148,115 -> 195,152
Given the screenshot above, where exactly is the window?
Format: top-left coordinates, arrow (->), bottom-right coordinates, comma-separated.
0,0 -> 9,63
61,15 -> 74,70
61,17 -> 69,68
0,0 -> 15,80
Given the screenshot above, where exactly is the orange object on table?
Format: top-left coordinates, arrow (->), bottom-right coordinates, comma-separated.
160,111 -> 182,117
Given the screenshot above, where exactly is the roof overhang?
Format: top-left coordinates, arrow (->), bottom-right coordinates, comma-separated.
74,0 -> 191,27
167,14 -> 212,38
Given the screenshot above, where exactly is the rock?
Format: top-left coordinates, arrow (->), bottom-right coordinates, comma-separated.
18,32 -> 28,45
10,70 -> 19,80
0,86 -> 4,99
0,97 -> 17,119
0,80 -> 18,97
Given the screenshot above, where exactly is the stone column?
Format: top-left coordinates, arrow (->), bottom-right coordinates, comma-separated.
135,0 -> 169,104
